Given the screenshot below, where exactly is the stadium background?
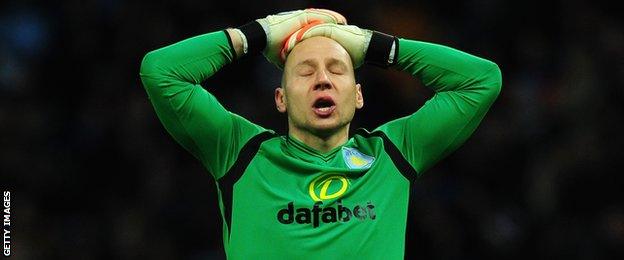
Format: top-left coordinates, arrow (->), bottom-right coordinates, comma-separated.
1,0 -> 623,259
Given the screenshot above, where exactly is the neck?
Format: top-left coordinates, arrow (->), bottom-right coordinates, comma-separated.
288,125 -> 349,153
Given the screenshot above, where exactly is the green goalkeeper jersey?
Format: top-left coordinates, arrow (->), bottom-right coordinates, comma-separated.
139,30 -> 501,259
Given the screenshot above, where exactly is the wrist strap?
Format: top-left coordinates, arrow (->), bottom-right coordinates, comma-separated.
237,21 -> 267,55
365,31 -> 399,68
232,29 -> 248,55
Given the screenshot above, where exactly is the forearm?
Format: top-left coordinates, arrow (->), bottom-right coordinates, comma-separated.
138,31 -> 238,168
394,38 -> 501,94
140,30 -> 235,86
377,38 -> 502,174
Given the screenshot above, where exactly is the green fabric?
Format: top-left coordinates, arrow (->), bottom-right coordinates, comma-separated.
139,30 -> 502,259
139,31 -> 269,180
376,38 -> 502,175
225,133 -> 409,259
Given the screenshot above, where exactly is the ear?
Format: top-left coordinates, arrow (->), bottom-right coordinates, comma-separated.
275,87 -> 287,113
355,83 -> 364,109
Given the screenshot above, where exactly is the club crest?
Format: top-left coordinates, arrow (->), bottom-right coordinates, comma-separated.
342,147 -> 375,169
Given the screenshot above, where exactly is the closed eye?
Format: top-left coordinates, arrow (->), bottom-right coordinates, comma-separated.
296,65 -> 315,77
329,66 -> 346,75
327,60 -> 347,75
329,69 -> 345,75
298,70 -> 314,77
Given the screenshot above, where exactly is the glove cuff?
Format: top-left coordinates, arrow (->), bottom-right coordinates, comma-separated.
237,21 -> 267,55
364,31 -> 399,68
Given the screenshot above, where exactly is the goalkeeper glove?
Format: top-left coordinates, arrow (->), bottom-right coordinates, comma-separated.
232,9 -> 347,69
280,23 -> 398,68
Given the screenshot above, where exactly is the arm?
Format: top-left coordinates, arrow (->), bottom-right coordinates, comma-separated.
139,30 -> 267,179
139,10 -> 347,179
281,23 -> 502,175
277,23 -> 501,175
376,38 -> 502,175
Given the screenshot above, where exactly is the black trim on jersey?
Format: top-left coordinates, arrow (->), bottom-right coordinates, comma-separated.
354,129 -> 418,182
354,128 -> 418,259
218,131 -> 275,238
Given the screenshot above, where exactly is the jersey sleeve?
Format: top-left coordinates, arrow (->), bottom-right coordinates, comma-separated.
139,31 -> 268,179
375,38 -> 502,176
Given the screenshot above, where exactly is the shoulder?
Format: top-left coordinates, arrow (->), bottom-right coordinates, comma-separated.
353,128 -> 419,181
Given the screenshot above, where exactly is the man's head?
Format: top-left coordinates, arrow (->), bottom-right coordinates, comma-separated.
275,36 -> 364,138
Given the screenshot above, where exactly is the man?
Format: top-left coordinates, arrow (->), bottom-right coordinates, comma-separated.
140,9 -> 501,259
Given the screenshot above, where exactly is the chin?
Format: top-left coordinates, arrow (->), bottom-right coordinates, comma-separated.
309,120 -> 346,136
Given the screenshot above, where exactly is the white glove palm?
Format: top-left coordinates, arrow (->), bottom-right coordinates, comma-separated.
281,23 -> 373,68
257,9 -> 347,69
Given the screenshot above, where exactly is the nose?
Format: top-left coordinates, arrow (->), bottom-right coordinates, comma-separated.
313,70 -> 332,91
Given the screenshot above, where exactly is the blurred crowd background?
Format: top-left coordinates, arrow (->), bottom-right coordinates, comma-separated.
1,0 -> 623,259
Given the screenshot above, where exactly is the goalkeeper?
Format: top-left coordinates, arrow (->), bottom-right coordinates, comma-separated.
140,8 -> 501,259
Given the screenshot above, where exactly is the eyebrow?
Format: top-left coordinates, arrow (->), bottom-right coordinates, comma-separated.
295,59 -> 317,68
294,58 -> 348,69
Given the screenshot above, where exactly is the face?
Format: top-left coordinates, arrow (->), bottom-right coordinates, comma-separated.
275,36 -> 364,138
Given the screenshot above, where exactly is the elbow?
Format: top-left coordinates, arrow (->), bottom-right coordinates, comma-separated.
485,62 -> 502,97
139,50 -> 169,91
476,61 -> 502,101
140,50 -> 161,77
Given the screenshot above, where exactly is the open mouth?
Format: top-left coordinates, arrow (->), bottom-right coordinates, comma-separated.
312,97 -> 336,118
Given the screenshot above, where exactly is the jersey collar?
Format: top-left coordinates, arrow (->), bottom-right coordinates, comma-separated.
284,135 -> 349,162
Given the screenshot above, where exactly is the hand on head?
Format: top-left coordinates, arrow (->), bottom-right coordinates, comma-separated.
257,9 -> 348,69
